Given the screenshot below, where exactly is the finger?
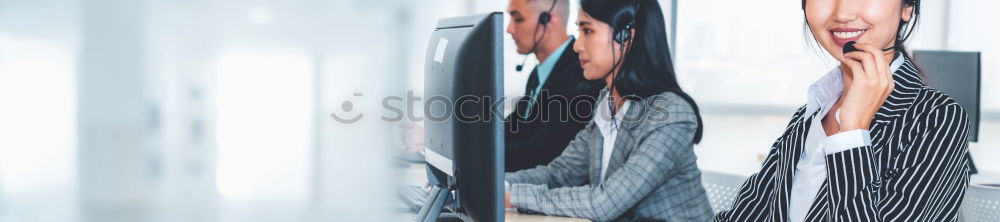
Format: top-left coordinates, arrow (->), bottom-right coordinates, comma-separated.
853,43 -> 893,93
841,58 -> 868,87
852,43 -> 887,74
881,58 -> 894,95
877,54 -> 892,88
844,51 -> 877,82
847,51 -> 878,80
505,192 -> 512,208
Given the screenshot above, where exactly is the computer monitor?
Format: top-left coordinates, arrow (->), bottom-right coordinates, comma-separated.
912,50 -> 981,142
912,50 -> 981,174
419,12 -> 504,222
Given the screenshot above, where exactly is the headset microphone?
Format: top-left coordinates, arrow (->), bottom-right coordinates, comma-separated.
842,41 -> 897,54
515,56 -> 530,72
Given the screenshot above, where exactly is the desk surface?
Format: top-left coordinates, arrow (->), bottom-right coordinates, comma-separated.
402,163 -> 589,222
503,211 -> 588,222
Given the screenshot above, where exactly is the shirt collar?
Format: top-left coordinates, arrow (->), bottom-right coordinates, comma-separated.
594,90 -> 631,135
534,37 -> 573,87
805,52 -> 906,115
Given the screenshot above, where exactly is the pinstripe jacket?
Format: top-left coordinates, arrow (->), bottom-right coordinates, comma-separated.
715,58 -> 972,221
506,91 -> 714,221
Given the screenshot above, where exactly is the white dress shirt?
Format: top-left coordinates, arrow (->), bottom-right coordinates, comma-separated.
594,91 -> 632,182
788,54 -> 905,222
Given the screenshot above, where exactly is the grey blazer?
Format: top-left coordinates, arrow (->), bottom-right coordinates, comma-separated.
506,91 -> 714,221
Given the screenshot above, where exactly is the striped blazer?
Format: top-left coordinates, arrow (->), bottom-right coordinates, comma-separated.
715,58 -> 972,221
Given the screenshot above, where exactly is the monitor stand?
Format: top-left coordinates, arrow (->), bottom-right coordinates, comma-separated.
415,185 -> 460,222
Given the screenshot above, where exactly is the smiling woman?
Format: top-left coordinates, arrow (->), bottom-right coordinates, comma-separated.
715,0 -> 974,221
804,0 -> 919,61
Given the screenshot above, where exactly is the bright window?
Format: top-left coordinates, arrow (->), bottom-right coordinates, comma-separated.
214,53 -> 313,202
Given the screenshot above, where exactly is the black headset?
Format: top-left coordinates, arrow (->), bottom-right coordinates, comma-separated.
608,7 -> 636,92
802,0 -> 921,52
606,1 -> 639,128
613,17 -> 634,44
516,0 -> 559,72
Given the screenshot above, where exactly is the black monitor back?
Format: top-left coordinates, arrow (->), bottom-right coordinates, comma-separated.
423,12 -> 504,222
912,50 -> 981,142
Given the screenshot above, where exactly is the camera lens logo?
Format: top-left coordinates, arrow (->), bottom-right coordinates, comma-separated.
330,93 -> 364,124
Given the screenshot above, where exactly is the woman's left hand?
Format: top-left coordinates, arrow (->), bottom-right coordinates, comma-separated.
838,43 -> 894,132
505,192 -> 512,209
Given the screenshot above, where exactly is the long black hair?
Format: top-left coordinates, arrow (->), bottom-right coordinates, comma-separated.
580,0 -> 704,144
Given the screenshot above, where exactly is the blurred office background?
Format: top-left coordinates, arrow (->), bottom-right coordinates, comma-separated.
0,0 -> 996,221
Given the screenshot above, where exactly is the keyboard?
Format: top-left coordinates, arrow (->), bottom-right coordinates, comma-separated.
396,185 -> 429,212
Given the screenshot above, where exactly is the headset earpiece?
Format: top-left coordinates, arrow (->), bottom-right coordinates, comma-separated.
613,26 -> 630,44
613,20 -> 633,44
538,12 -> 551,26
613,1 -> 639,44
537,0 -> 556,27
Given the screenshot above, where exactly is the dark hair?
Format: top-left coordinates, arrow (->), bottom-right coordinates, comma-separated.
580,0 -> 704,144
803,0 -> 922,62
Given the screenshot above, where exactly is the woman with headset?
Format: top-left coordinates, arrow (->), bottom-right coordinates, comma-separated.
502,0 -> 713,220
715,0 -> 971,221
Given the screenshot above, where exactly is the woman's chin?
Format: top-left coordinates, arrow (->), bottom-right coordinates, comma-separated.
581,72 -> 601,80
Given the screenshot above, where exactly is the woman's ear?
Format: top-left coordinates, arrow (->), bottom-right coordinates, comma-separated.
901,4 -> 915,22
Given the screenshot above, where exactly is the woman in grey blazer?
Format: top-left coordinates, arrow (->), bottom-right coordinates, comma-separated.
503,0 -> 713,221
